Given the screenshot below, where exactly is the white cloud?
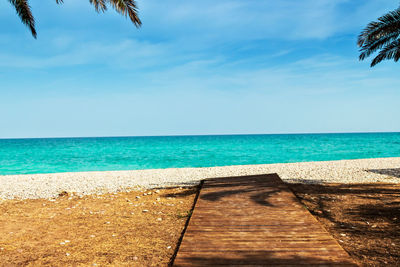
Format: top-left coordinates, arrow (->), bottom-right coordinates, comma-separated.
140,0 -> 397,41
0,38 -> 171,69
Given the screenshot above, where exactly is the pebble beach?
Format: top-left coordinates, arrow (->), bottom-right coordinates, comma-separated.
1,157 -> 400,200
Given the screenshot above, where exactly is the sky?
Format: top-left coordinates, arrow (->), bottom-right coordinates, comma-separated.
0,0 -> 399,138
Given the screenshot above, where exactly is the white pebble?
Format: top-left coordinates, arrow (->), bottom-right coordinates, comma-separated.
1,158 -> 400,200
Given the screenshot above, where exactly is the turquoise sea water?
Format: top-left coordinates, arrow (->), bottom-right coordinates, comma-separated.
0,133 -> 400,175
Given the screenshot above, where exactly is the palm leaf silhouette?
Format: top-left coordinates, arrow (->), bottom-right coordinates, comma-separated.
8,0 -> 141,38
8,0 -> 37,38
358,8 -> 400,67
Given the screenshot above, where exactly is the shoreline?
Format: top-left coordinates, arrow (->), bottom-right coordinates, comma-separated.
1,157 -> 400,200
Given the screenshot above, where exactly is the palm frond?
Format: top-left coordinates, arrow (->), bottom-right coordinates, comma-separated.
359,31 -> 400,60
9,0 -> 141,38
358,9 -> 400,47
370,39 -> 400,66
8,0 -> 36,38
358,7 -> 400,66
89,0 -> 107,12
107,0 -> 142,27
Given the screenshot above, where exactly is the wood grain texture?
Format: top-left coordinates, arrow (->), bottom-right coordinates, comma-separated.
173,174 -> 358,266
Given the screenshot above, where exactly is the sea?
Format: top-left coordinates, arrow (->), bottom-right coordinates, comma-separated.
0,132 -> 399,175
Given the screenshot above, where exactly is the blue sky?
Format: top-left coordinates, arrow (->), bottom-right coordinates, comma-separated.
0,0 -> 399,138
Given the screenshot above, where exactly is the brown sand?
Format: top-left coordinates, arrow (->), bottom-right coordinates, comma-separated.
0,187 -> 197,266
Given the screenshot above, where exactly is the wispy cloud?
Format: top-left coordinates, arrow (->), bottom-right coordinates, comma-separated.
141,0 -> 396,41
0,39 -> 173,69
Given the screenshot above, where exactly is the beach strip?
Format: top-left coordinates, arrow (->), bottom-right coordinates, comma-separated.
1,157 -> 400,200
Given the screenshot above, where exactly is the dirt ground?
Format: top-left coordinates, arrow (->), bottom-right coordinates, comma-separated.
0,187 -> 197,266
289,183 -> 400,267
1,183 -> 399,266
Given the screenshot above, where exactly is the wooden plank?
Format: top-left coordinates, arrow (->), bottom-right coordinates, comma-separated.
173,174 -> 358,266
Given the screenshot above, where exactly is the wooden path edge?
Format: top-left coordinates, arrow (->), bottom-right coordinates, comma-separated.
169,180 -> 204,266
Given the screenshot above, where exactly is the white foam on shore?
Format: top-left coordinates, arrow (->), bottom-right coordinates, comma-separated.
1,157 -> 400,200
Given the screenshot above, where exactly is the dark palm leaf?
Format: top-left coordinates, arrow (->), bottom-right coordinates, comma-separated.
8,0 -> 37,38
9,0 -> 141,38
358,8 -> 400,67
89,0 -> 108,12
359,31 -> 400,60
107,0 -> 142,27
370,39 -> 400,66
358,10 -> 400,46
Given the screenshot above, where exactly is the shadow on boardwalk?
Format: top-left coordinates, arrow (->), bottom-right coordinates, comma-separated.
164,175 -> 286,207
199,184 -> 282,207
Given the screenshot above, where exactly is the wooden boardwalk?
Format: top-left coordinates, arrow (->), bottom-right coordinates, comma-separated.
173,174 -> 357,266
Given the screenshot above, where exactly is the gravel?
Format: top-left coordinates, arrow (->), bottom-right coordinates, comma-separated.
1,157 -> 399,200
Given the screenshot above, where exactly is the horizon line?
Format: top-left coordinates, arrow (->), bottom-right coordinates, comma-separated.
1,131 -> 399,140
